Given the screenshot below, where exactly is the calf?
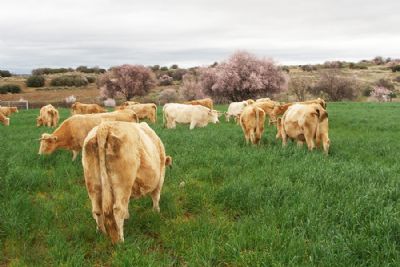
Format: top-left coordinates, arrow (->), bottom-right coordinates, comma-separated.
82,121 -> 172,243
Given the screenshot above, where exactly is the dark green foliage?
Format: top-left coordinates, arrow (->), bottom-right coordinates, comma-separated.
391,65 -> 400,72
0,69 -> 12,77
50,75 -> 88,87
349,62 -> 368,69
170,64 -> 178,69
85,76 -> 96,83
0,84 -> 21,94
76,66 -> 106,74
1,103 -> 400,265
26,75 -> 45,87
160,66 -> 168,71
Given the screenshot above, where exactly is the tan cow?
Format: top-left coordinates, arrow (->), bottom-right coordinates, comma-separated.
184,98 -> 213,110
37,104 -> 59,127
82,121 -> 172,243
239,105 -> 266,145
276,103 -> 330,154
117,103 -> 157,123
301,98 -> 327,109
0,112 -> 10,126
0,107 -> 18,117
38,110 -> 138,160
71,102 -> 106,115
253,100 -> 279,125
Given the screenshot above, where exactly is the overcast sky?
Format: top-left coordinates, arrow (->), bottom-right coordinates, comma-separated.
1,0 -> 399,73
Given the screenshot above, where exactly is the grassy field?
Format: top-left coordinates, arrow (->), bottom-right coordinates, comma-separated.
1,103 -> 400,266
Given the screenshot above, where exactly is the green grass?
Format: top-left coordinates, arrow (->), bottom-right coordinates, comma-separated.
1,103 -> 400,266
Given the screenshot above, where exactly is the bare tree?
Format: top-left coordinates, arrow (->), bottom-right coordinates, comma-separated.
179,73 -> 205,100
289,77 -> 312,101
98,64 -> 156,101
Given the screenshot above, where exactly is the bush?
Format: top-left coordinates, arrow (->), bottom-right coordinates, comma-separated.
0,84 -> 21,94
375,78 -> 394,90
395,76 -> 400,83
0,70 -> 12,77
300,65 -> 317,72
150,65 -> 160,71
86,76 -> 96,83
158,89 -> 179,104
170,64 -> 178,69
362,86 -> 372,97
390,65 -> 400,72
179,74 -> 205,100
50,75 -> 88,87
171,69 -> 187,81
160,66 -> 168,71
349,62 -> 368,69
159,74 -> 173,86
26,75 -> 45,87
76,66 -> 105,74
32,68 -> 73,75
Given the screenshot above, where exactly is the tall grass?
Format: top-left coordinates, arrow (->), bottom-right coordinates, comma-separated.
1,103 -> 399,266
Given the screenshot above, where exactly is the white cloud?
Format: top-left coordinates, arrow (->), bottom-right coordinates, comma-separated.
0,0 -> 399,73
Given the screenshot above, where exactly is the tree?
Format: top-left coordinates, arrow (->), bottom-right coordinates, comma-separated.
311,70 -> 359,101
159,89 -> 179,104
199,51 -> 287,102
98,64 -> 156,101
371,86 -> 392,102
179,73 -> 205,100
289,77 -> 312,101
170,64 -> 178,69
159,74 -> 173,86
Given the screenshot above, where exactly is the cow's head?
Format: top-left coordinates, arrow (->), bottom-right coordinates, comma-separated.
38,133 -> 58,155
11,107 -> 18,113
208,110 -> 220,124
36,116 -> 43,127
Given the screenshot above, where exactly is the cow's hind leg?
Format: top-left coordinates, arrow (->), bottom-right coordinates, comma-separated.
72,150 -> 79,161
189,121 -> 196,130
304,126 -> 316,151
151,186 -> 162,212
112,186 -> 131,243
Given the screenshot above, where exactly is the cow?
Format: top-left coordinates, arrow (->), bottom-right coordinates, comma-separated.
225,101 -> 250,122
239,105 -> 266,145
37,104 -> 59,127
71,102 -> 106,115
82,121 -> 172,243
38,110 -> 138,161
276,103 -> 330,154
0,106 -> 18,117
256,98 -> 272,103
0,112 -> 9,126
301,98 -> 327,109
163,103 -> 219,129
117,103 -> 157,123
253,100 -> 279,125
184,98 -> 213,110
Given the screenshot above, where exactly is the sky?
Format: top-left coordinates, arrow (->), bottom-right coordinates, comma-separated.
0,0 -> 399,74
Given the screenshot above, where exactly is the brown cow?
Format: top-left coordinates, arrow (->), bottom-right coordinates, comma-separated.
71,102 -> 106,115
38,110 -> 138,160
276,103 -> 330,154
239,105 -> 266,145
184,98 -> 213,110
82,121 -> 172,243
253,100 -> 279,125
0,107 -> 18,117
117,103 -> 157,123
301,98 -> 326,109
37,104 -> 59,127
0,112 -> 10,126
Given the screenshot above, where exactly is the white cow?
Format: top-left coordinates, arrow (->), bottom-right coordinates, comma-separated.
163,103 -> 219,129
225,101 -> 249,122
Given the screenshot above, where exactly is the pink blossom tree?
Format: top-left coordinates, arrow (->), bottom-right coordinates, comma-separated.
98,64 -> 156,101
371,86 -> 392,102
199,51 -> 287,102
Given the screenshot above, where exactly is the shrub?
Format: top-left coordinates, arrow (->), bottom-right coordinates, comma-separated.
50,75 -> 89,87
362,86 -> 372,97
170,64 -> 178,69
26,75 -> 45,87
395,76 -> 400,83
199,51 -> 287,101
98,64 -> 156,101
179,74 -> 205,100
289,77 -> 313,101
0,70 -> 12,77
171,69 -> 187,81
310,70 -> 359,101
371,86 -> 392,102
76,66 -> 105,74
0,84 -> 21,94
300,65 -> 317,72
390,65 -> 400,72
32,68 -> 73,75
159,89 -> 179,104
86,76 -> 96,83
375,78 -> 394,90
323,61 -> 344,69
160,66 -> 168,71
373,56 -> 385,65
159,74 -> 173,86
349,62 -> 368,69
151,65 -> 160,71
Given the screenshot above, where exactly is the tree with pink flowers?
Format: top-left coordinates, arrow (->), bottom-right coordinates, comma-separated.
198,51 -> 287,102
98,64 -> 156,101
371,86 -> 392,102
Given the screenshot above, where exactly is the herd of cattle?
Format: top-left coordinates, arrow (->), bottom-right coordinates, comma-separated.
0,97 -> 329,243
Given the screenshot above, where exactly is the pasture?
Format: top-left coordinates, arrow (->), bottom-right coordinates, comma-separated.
1,103 -> 400,266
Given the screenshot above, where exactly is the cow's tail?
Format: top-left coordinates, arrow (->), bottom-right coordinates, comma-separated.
97,124 -> 119,242
162,105 -> 168,127
315,106 -> 328,146
255,107 -> 261,138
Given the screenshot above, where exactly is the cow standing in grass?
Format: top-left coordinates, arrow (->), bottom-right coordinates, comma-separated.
82,121 -> 172,243
239,105 -> 266,145
38,110 -> 138,160
276,103 -> 330,154
37,104 -> 59,127
71,102 -> 106,115
0,106 -> 18,117
163,103 -> 219,129
117,103 -> 157,123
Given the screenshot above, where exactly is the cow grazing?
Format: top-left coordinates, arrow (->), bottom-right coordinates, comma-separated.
163,103 -> 219,129
270,103 -> 293,124
184,98 -> 213,110
225,101 -> 251,122
71,102 -> 106,115
37,104 -> 59,127
82,121 -> 172,243
276,103 -> 330,154
118,103 -> 157,123
0,112 -> 9,126
239,105 -> 266,145
38,110 -> 138,160
0,107 -> 18,117
253,100 -> 279,125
